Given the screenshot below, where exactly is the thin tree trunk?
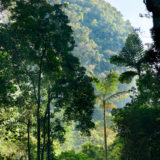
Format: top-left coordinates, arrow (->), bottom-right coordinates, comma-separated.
27,120 -> 31,160
37,55 -> 43,160
37,73 -> 41,160
47,89 -> 51,160
103,100 -> 107,160
37,44 -> 47,160
137,65 -> 141,76
41,110 -> 47,160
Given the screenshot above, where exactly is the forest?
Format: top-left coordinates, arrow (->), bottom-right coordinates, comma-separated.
0,0 -> 159,160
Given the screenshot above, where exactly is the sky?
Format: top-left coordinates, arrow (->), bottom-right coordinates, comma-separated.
106,0 -> 153,45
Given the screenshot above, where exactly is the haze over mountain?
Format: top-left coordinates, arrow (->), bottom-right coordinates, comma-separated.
106,0 -> 153,45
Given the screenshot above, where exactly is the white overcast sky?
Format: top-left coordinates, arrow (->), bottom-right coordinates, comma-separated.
106,0 -> 153,44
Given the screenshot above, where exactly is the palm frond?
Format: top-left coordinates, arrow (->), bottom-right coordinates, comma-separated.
103,71 -> 119,95
106,90 -> 131,103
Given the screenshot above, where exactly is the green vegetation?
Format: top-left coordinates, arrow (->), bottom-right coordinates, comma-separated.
110,33 -> 145,83
57,150 -> 90,160
94,71 -> 130,160
0,0 -> 160,160
112,105 -> 160,160
0,0 -> 95,159
108,2 -> 160,159
50,0 -> 133,75
57,143 -> 104,160
46,0 -> 133,153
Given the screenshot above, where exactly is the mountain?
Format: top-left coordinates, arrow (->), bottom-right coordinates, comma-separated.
48,0 -> 133,152
50,0 -> 133,76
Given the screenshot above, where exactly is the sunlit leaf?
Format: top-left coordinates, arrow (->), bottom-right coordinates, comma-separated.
106,90 -> 131,102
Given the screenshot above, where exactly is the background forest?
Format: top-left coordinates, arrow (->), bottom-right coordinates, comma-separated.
0,0 -> 160,160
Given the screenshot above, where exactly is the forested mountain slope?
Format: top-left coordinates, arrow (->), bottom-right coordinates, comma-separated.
48,0 -> 133,152
50,0 -> 133,76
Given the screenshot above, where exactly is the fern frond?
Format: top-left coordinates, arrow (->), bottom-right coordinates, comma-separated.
106,90 -> 131,102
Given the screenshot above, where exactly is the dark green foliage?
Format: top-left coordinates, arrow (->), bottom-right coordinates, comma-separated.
0,0 -> 96,159
0,52 -> 16,105
112,105 -> 160,160
119,71 -> 137,84
109,4 -> 160,158
0,0 -> 12,10
55,66 -> 96,135
110,33 -> 145,84
110,58 -> 160,160
136,71 -> 160,107
110,33 -> 144,73
110,46 -> 160,160
9,0 -> 95,133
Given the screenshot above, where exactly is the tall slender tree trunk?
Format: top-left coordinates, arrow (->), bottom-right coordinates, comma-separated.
27,119 -> 31,160
37,56 -> 43,160
41,110 -> 47,160
137,65 -> 141,76
47,89 -> 51,160
103,100 -> 107,160
37,76 -> 41,160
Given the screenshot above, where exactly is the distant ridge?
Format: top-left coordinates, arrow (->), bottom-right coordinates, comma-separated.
50,0 -> 133,75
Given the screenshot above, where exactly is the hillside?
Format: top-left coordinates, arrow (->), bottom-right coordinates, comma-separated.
51,0 -> 133,76
48,0 -> 133,152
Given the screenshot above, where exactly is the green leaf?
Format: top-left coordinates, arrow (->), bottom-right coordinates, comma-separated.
106,90 -> 131,102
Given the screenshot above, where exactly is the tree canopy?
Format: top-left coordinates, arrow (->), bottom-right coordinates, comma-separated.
0,0 -> 96,159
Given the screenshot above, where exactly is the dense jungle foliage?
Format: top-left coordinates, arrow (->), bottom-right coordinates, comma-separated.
0,0 -> 159,160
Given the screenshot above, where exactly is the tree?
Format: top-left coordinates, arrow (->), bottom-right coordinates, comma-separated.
0,0 -> 96,159
0,51 -> 16,106
109,2 -> 160,159
136,71 -> 160,107
94,71 -> 130,160
110,33 -> 145,83
112,105 -> 160,160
